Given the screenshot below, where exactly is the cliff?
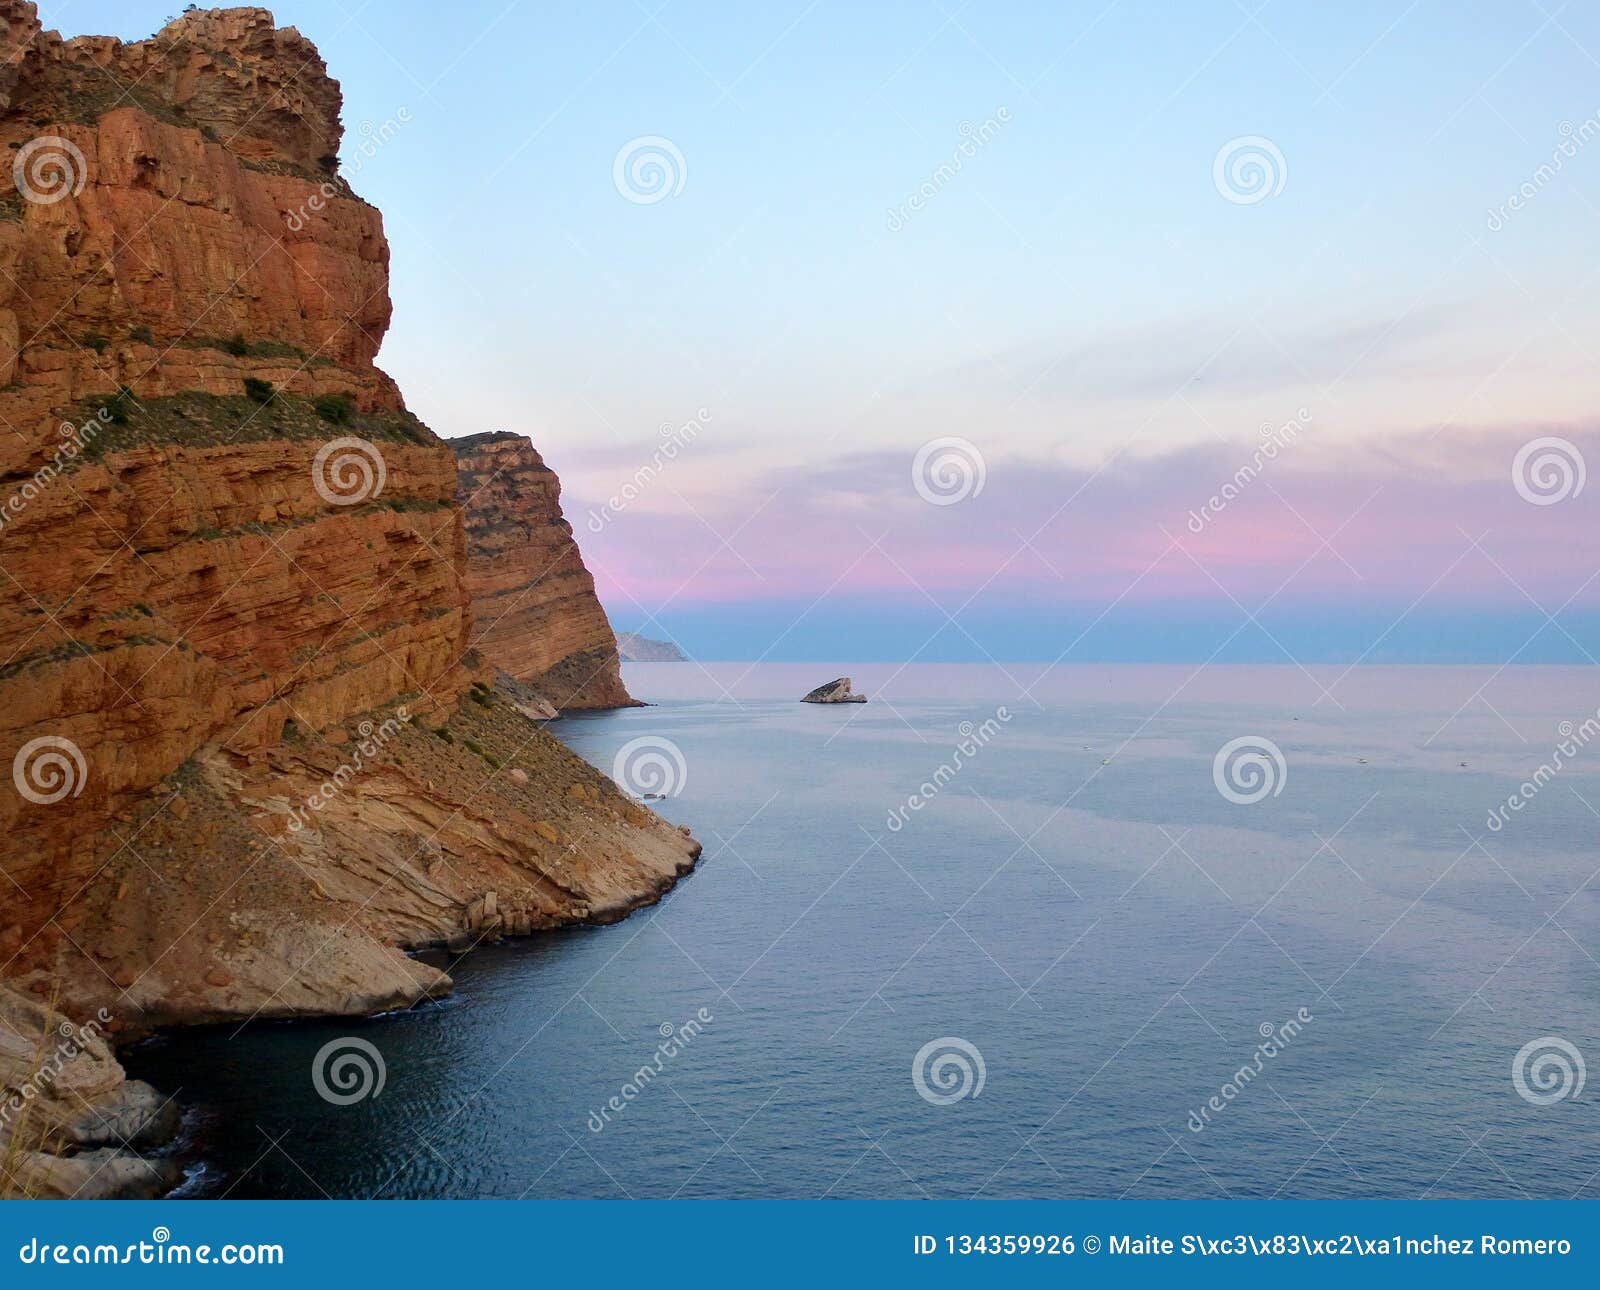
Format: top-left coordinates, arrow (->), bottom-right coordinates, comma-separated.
0,989 -> 180,1198
454,433 -> 636,708
0,2 -> 697,1193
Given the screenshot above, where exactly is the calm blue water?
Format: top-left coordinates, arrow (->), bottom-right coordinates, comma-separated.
127,664 -> 1600,1199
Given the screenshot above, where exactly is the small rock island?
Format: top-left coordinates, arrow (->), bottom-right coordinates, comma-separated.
802,677 -> 868,704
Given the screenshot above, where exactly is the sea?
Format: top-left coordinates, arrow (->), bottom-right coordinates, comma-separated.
124,663 -> 1600,1199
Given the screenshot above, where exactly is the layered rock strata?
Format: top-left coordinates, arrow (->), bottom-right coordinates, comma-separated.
0,0 -> 698,1073
0,986 -> 180,1199
454,432 -> 636,709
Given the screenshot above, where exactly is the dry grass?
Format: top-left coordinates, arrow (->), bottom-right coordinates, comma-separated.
0,987 -> 71,1200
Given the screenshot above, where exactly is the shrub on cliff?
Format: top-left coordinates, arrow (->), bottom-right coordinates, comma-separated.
99,386 -> 137,425
243,377 -> 276,404
313,393 -> 355,425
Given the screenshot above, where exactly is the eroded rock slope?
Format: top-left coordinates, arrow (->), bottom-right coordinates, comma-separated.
0,3 -> 695,1054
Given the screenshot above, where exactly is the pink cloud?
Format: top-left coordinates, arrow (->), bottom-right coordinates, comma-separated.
565,426 -> 1600,619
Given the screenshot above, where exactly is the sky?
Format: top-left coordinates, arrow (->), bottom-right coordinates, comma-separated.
42,0 -> 1600,662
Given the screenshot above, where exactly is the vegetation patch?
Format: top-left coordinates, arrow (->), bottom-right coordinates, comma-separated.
176,335 -> 320,364
98,386 -> 137,425
55,389 -> 438,461
2,68 -> 344,186
313,393 -> 355,425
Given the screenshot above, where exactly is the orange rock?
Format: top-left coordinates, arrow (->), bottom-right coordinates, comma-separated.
0,1 -> 702,1027
454,434 -> 636,710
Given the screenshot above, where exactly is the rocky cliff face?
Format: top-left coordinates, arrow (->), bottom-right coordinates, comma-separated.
0,0 -> 695,1099
454,433 -> 636,709
0,989 -> 180,1198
